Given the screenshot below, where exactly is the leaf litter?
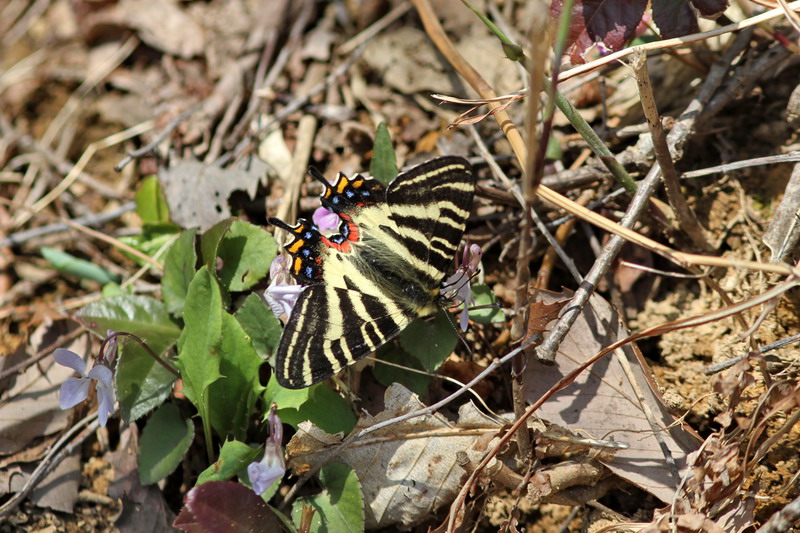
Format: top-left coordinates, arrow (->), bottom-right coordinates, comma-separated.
2,0 -> 800,531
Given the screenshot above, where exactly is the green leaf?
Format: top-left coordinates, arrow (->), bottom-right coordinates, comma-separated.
235,293 -> 282,359
206,312 -> 266,440
41,246 -> 120,285
265,376 -> 356,436
399,309 -> 459,373
176,267 -> 223,418
138,402 -> 194,485
373,344 -> 430,396
369,122 -> 397,186
119,223 -> 181,266
197,440 -> 261,485
162,228 -> 198,316
78,294 -> 181,348
135,175 -> 170,224
469,283 -> 505,324
545,134 -> 563,161
101,283 -> 124,298
116,339 -> 176,423
200,219 -> 234,267
216,220 -> 277,291
292,463 -> 364,533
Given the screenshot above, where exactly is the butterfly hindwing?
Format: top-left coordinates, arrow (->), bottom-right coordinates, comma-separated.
271,156 -> 475,389
386,156 -> 474,280
276,285 -> 414,388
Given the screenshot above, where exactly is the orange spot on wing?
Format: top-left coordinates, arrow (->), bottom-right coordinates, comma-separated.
293,257 -> 303,274
288,239 -> 304,253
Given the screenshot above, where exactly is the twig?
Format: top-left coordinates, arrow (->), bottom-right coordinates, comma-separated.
559,0 -> 800,82
631,49 -> 711,252
681,152 -> 800,179
0,201 -> 136,247
704,333 -> 800,375
0,197 -> 163,271
12,120 -> 154,227
338,1 -> 411,54
115,108 -> 198,171
756,487 -> 800,533
534,29 -> 775,364
0,114 -> 128,200
0,326 -> 86,384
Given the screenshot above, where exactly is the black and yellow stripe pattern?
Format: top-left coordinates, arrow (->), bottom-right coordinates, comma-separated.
269,156 -> 474,389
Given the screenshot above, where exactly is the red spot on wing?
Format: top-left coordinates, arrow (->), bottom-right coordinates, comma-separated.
339,214 -> 360,243
320,236 -> 352,253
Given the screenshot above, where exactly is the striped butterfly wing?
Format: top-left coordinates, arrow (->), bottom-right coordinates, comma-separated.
385,156 -> 474,282
275,286 -> 412,388
271,156 -> 474,389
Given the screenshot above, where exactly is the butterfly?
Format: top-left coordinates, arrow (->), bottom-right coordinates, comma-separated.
268,156 -> 475,389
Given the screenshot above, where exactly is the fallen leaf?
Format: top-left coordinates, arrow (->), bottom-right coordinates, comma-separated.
117,0 -> 205,58
523,290 -> 702,503
286,383 -> 503,529
0,320 -> 89,456
158,157 -> 269,231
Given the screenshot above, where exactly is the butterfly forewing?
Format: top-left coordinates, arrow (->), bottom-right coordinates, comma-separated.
272,156 -> 474,389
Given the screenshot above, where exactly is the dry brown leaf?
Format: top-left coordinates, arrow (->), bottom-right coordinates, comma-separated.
523,290 -> 702,503
0,320 -> 89,456
286,383 -> 502,529
525,297 -> 568,338
158,157 -> 269,231
117,0 -> 205,59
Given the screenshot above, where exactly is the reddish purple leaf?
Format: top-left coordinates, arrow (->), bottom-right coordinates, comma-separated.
173,481 -> 280,533
552,0 -> 647,62
652,0 -> 699,38
690,0 -> 728,17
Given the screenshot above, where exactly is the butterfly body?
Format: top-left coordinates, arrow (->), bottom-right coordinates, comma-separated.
269,156 -> 474,389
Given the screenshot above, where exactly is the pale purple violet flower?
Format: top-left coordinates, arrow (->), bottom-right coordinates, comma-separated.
102,330 -> 118,366
248,406 -> 285,495
312,206 -> 340,231
55,348 -> 116,427
443,244 -> 483,332
265,255 -> 304,320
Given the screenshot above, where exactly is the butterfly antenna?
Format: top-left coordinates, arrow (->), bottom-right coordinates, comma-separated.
307,167 -> 329,186
268,217 -> 297,232
442,307 -> 472,355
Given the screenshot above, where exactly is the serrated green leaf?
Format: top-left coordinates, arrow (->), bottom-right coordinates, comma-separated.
138,402 -> 194,485
197,440 -> 261,485
292,463 -> 364,533
176,267 -> 223,417
116,338 -> 176,423
235,293 -> 282,359
369,123 -> 397,186
41,246 -> 120,285
78,294 -> 181,348
265,376 -> 356,436
207,312 -> 266,440
399,309 -> 459,373
136,175 -> 170,224
373,344 -> 430,396
215,220 -> 277,291
469,283 -> 505,324
162,228 -> 198,316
